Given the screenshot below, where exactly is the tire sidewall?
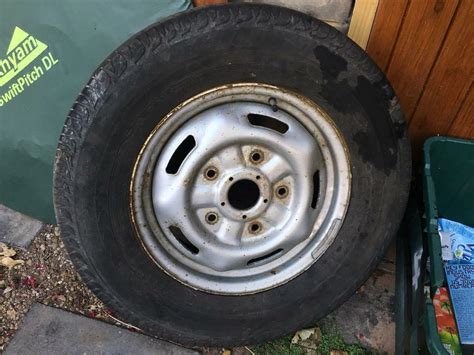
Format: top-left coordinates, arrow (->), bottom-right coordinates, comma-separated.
54,4 -> 411,346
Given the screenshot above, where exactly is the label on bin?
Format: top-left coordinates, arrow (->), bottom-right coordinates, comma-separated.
445,264 -> 474,344
433,287 -> 462,354
439,218 -> 474,263
439,219 -> 474,345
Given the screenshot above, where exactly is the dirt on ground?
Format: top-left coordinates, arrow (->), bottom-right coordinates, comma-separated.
0,225 -> 112,351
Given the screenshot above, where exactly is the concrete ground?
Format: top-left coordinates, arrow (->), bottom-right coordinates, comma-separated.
322,245 -> 396,354
0,205 -> 42,248
0,204 -> 396,354
5,303 -> 197,355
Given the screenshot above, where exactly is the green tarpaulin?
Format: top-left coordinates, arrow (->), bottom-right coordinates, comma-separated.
0,0 -> 191,222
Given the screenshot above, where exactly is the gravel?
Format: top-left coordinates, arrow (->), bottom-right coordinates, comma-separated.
0,225 -> 112,351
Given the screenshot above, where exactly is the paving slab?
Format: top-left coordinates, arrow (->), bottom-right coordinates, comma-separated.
0,204 -> 43,248
321,242 -> 397,354
4,303 -> 198,355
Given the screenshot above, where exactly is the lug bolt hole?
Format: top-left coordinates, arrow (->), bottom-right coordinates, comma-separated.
276,185 -> 289,198
204,167 -> 218,180
242,215 -> 247,220
250,150 -> 264,164
249,222 -> 262,234
256,175 -> 261,180
205,212 -> 218,224
229,177 -> 234,182
263,199 -> 268,203
221,202 -> 225,206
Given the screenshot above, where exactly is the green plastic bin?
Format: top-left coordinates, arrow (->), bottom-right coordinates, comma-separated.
395,136 -> 474,354
422,136 -> 474,354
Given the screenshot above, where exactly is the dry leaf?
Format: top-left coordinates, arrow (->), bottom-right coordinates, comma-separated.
291,327 -> 322,350
0,242 -> 17,257
0,256 -> 24,268
292,329 -> 312,343
3,286 -> 13,294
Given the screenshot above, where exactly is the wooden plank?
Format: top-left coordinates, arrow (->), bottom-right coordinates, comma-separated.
347,0 -> 380,49
448,84 -> 474,139
385,0 -> 459,120
366,0 -> 409,71
409,0 -> 474,147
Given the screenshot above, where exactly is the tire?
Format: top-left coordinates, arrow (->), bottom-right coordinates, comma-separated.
53,3 -> 411,347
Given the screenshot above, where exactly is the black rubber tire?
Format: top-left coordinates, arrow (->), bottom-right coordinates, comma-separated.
53,3 -> 411,347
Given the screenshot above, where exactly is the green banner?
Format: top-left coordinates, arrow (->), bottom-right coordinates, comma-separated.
0,0 -> 191,222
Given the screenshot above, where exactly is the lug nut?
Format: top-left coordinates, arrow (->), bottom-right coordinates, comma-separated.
248,222 -> 263,234
275,185 -> 289,199
204,166 -> 218,180
250,150 -> 264,164
205,212 -> 218,224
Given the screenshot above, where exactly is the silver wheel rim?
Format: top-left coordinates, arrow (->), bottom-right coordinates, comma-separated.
131,83 -> 351,295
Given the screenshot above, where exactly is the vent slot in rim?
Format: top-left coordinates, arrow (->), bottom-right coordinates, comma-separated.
169,225 -> 199,255
165,135 -> 196,174
247,248 -> 283,266
311,170 -> 320,209
247,113 -> 289,134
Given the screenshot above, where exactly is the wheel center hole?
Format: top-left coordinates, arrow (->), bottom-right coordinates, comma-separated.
227,179 -> 260,210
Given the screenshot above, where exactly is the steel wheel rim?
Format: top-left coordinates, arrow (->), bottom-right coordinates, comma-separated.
131,83 -> 351,295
